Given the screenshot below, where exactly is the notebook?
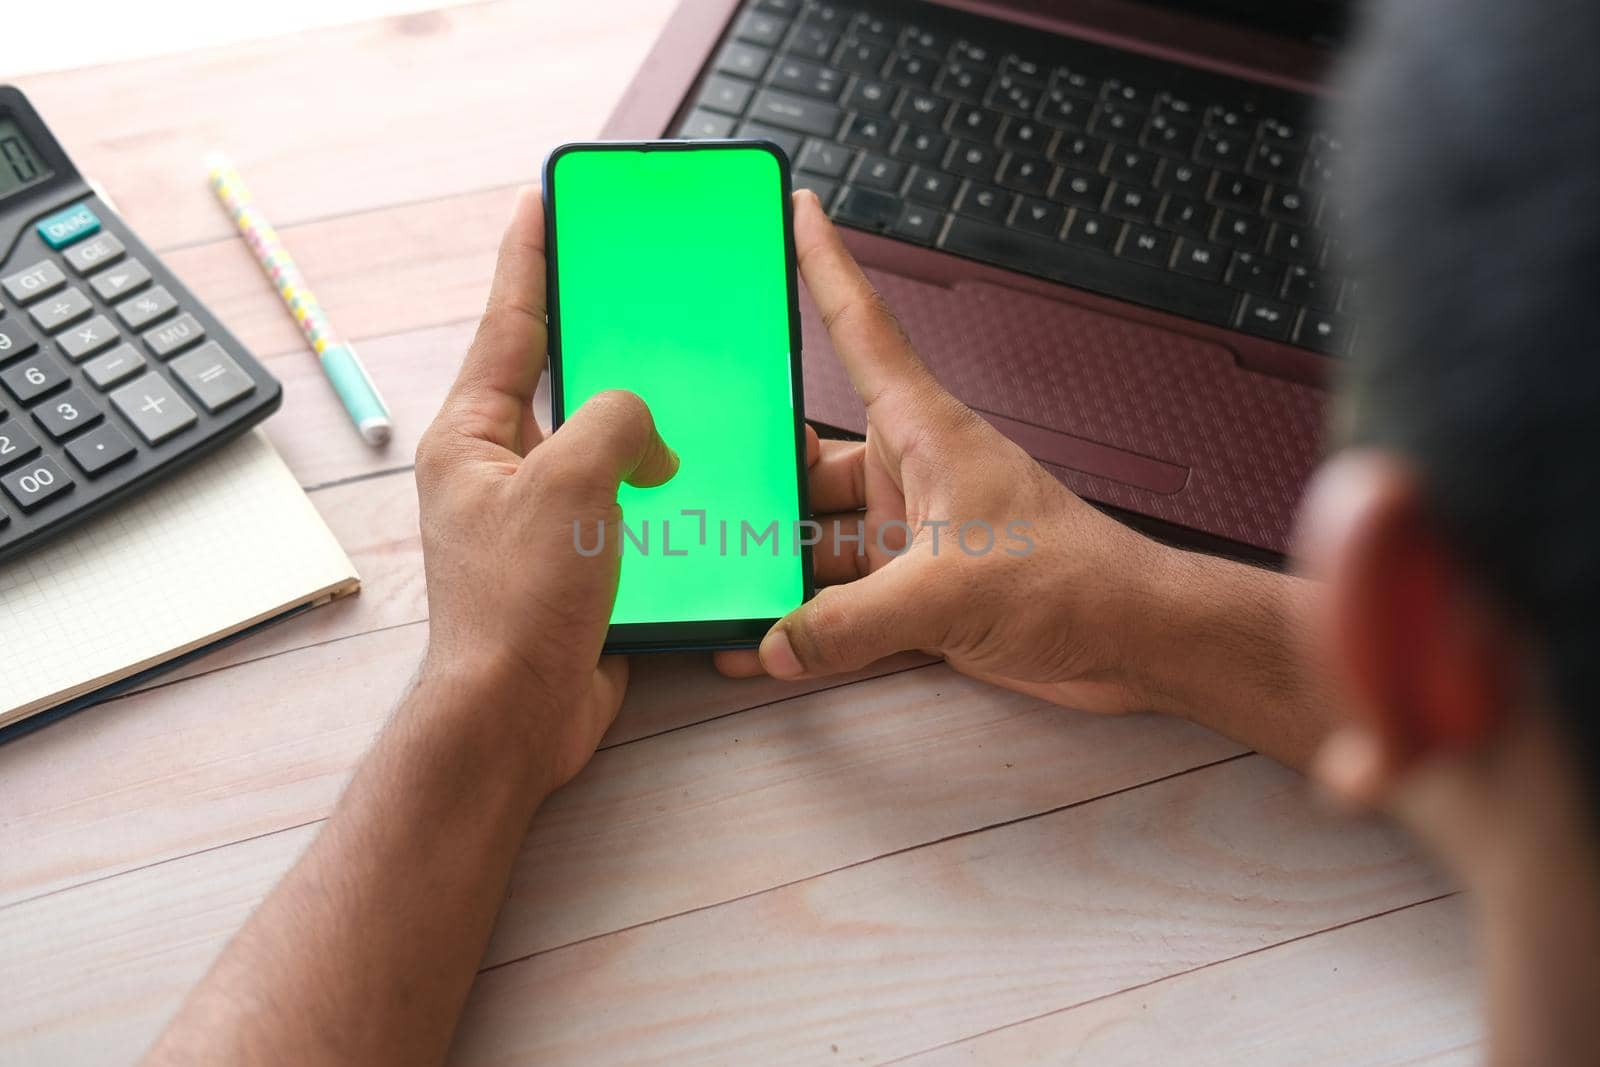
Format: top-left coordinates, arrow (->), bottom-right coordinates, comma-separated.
0,429 -> 359,736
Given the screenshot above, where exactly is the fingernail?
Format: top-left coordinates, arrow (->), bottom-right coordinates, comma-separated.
760,629 -> 804,679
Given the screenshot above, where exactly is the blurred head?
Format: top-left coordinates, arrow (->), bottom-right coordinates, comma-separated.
1296,0 -> 1600,869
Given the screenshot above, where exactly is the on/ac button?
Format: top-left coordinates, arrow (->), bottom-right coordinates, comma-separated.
36,203 -> 101,250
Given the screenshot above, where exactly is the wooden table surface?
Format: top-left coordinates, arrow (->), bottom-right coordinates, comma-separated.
0,4 -> 1483,1063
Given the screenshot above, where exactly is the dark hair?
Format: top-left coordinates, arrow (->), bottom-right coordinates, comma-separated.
1332,0 -> 1600,800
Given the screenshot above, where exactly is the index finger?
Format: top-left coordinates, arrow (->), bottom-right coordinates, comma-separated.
793,190 -> 935,411
440,185 -> 549,451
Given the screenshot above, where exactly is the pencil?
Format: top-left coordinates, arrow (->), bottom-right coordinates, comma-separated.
205,153 -> 392,446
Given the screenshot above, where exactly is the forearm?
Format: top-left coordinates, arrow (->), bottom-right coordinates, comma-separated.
1124,547 -> 1337,772
144,661 -> 549,1066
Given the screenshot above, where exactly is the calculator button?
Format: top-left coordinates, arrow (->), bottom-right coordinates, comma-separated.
1,357 -> 69,404
1,457 -> 74,512
32,387 -> 102,440
83,343 -> 147,390
63,233 -> 126,275
65,423 -> 136,477
2,261 -> 67,304
110,374 -> 197,444
0,421 -> 41,470
36,203 -> 101,250
0,320 -> 39,364
29,287 -> 93,333
90,259 -> 152,301
58,314 -> 119,361
171,342 -> 255,412
115,285 -> 177,330
142,313 -> 205,359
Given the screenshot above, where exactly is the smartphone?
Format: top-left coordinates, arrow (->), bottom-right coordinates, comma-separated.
543,140 -> 812,652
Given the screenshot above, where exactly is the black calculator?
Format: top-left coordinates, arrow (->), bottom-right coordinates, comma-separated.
0,86 -> 281,565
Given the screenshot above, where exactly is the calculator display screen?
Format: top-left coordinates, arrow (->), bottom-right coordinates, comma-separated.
0,118 -> 52,200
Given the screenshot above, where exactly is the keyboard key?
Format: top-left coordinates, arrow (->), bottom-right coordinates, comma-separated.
1050,67 -> 1098,99
948,139 -> 999,180
36,203 -> 100,250
1088,102 -> 1141,142
1264,186 -> 1315,226
1295,308 -> 1353,355
1210,173 -> 1266,211
997,154 -> 1054,196
1247,141 -> 1304,182
63,232 -> 126,275
950,104 -> 1000,141
1011,197 -> 1063,238
110,373 -> 198,443
2,260 -> 67,304
171,343 -> 257,412
836,38 -> 889,76
1105,183 -> 1158,223
1196,129 -> 1249,169
1064,210 -> 1119,253
1173,240 -> 1227,282
713,41 -> 772,81
841,114 -> 893,150
58,314 -> 119,361
1205,104 -> 1252,132
769,57 -> 844,100
64,423 -> 137,476
797,140 -> 856,178
833,186 -> 901,231
786,25 -> 838,62
734,9 -> 789,47
697,75 -> 754,116
0,320 -> 39,364
736,122 -> 802,158
900,25 -> 949,57
1000,56 -> 1046,85
799,3 -> 849,31
1225,251 -> 1284,297
885,53 -> 937,89
891,126 -> 948,164
986,74 -> 1040,117
679,109 -> 735,139
1,456 -> 73,511
850,12 -> 899,41
83,343 -> 147,390
1155,160 -> 1210,195
1258,116 -> 1309,149
0,421 -> 41,470
1214,210 -> 1265,250
999,118 -> 1052,155
854,154 -> 906,192
1236,295 -> 1295,341
952,40 -> 997,70
791,174 -> 839,208
1101,79 -> 1148,108
1106,146 -> 1158,185
751,89 -> 842,137
32,387 -> 102,440
1051,168 -> 1106,208
956,183 -> 1012,224
116,285 -> 179,330
934,63 -> 987,102
1141,113 -> 1197,158
892,203 -> 944,244
1267,222 -> 1319,264
892,91 -> 950,128
1157,194 -> 1214,239
844,78 -> 895,115
29,287 -> 93,332
1284,264 -> 1341,310
1038,89 -> 1090,128
943,218 -> 1238,325
1049,132 -> 1107,168
143,312 -> 206,359
1,356 -> 68,404
905,167 -> 959,207
1118,225 -> 1172,267
89,259 -> 152,301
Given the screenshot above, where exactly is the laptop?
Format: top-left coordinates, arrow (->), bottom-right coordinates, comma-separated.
604,0 -> 1355,557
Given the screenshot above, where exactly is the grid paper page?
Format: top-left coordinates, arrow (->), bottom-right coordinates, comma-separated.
0,430 -> 358,722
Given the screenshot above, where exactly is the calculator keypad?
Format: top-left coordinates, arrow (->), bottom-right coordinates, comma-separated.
0,190 -> 281,562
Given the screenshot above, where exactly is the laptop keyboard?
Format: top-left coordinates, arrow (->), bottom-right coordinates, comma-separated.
674,0 -> 1355,356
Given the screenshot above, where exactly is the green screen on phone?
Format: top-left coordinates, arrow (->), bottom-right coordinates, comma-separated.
545,142 -> 809,646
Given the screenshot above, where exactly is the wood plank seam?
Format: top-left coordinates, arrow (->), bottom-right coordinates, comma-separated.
878,889 -> 1465,1066
474,751 -> 1259,979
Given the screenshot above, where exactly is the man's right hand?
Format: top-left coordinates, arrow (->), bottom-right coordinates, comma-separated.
715,190 -> 1179,716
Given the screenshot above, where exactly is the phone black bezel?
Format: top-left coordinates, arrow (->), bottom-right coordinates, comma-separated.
542,139 -> 814,654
